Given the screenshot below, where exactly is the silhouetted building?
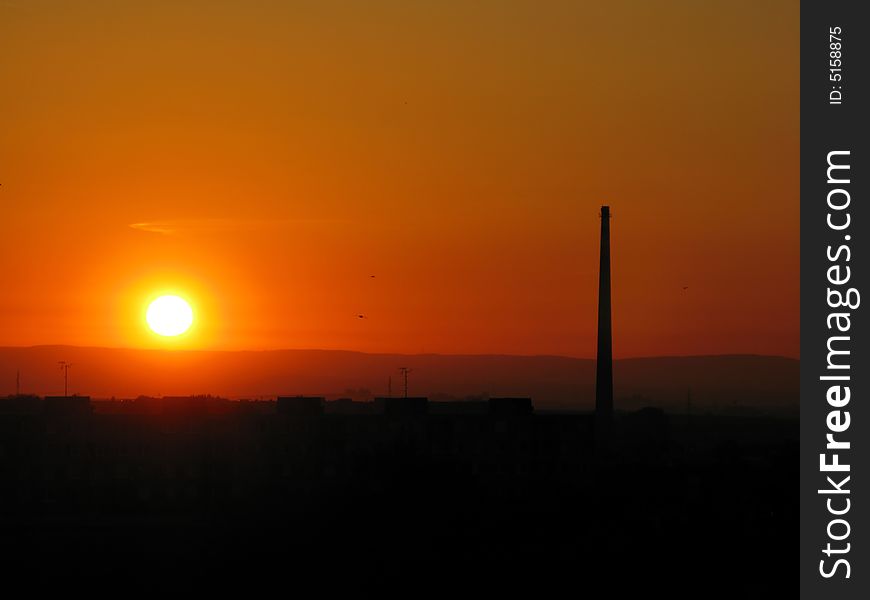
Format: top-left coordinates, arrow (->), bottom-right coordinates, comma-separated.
0,394 -> 41,415
621,407 -> 669,449
43,395 -> 92,417
378,396 -> 428,417
488,397 -> 533,417
428,400 -> 489,415
595,205 -> 614,445
325,398 -> 377,415
131,395 -> 233,417
277,396 -> 325,416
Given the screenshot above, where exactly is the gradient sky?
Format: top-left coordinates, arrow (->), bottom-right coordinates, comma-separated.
0,0 -> 798,358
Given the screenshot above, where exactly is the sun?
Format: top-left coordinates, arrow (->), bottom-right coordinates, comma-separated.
146,295 -> 194,337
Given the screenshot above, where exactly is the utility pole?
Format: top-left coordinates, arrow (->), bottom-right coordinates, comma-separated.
388,375 -> 392,398
16,369 -> 20,397
398,367 -> 412,399
58,361 -> 72,396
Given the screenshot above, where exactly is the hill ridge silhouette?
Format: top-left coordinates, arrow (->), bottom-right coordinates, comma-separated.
0,346 -> 797,414
6,344 -> 798,361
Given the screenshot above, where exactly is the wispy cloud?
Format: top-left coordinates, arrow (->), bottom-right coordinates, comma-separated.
128,217 -> 346,236
129,222 -> 180,235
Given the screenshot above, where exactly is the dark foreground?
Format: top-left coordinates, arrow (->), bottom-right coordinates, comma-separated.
0,401 -> 796,595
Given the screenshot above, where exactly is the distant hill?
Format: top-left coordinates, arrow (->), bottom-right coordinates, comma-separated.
0,346 -> 798,415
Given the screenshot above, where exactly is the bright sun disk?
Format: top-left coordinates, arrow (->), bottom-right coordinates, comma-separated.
146,295 -> 194,336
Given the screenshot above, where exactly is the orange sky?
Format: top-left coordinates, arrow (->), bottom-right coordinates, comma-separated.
0,0 -> 798,358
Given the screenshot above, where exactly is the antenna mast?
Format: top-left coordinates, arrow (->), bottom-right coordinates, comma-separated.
398,367 -> 412,399
58,361 -> 72,396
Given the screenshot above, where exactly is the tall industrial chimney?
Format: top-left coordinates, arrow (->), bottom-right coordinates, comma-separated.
595,206 -> 613,442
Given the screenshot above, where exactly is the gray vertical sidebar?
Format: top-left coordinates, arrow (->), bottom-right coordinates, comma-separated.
801,1 -> 868,598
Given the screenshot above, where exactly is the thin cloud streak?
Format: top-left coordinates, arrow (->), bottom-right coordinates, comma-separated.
129,218 -> 349,236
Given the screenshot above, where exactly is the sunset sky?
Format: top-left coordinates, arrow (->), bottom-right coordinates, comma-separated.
0,0 -> 798,358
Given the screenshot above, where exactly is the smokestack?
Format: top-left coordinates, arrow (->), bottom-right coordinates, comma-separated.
595,205 -> 613,443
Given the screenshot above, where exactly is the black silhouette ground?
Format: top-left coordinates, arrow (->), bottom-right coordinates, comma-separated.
0,399 -> 796,595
